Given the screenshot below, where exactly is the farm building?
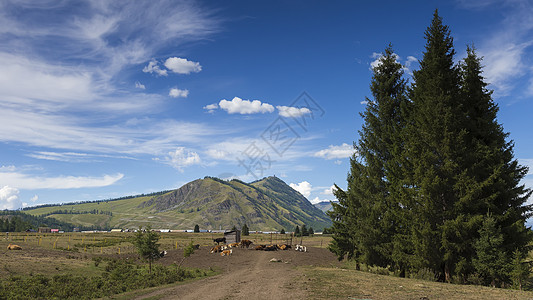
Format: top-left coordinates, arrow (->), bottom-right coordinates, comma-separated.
110,229 -> 123,233
224,230 -> 241,244
38,227 -> 51,233
50,229 -> 59,233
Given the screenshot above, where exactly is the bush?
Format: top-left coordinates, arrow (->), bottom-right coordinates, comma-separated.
0,259 -> 211,299
411,268 -> 439,282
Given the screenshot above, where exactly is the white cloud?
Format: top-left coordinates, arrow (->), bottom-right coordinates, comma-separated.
321,185 -> 336,195
203,103 -> 219,113
169,88 -> 189,98
0,170 -> 124,190
309,196 -> 334,205
290,181 -> 312,198
276,106 -> 311,118
167,147 -> 201,172
472,0 -> 533,97
205,149 -> 230,160
164,57 -> 202,74
30,195 -> 38,202
218,97 -> 275,114
314,143 -> 355,160
0,186 -> 21,210
143,59 -> 168,76
135,81 -> 146,89
481,42 -> 531,95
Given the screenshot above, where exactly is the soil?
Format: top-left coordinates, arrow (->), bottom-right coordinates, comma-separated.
133,245 -> 342,300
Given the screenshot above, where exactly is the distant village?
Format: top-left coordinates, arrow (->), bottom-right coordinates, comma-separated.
32,227 -> 319,234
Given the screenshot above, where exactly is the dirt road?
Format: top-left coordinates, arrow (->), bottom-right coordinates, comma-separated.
133,246 -> 340,300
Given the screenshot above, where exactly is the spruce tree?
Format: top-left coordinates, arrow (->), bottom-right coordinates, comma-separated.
455,45 -> 533,282
407,10 -> 463,280
473,214 -> 508,287
329,45 -> 409,269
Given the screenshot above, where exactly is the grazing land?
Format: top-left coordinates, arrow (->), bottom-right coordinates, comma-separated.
1,232 -> 533,299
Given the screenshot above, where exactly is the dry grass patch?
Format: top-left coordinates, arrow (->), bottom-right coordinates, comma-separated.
301,266 -> 533,300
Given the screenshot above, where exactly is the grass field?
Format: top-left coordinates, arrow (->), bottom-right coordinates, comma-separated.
2,232 -> 533,299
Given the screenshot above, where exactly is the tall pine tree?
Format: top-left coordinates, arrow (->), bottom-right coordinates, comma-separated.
329,45 -> 409,269
407,10 -> 464,280
329,10 -> 532,285
458,45 -> 532,283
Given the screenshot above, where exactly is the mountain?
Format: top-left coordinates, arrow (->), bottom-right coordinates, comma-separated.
23,176 -> 331,231
313,200 -> 338,213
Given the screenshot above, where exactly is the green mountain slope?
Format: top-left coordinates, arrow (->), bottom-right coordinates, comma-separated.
23,176 -> 331,231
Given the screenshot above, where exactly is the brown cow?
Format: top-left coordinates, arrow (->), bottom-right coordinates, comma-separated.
240,239 -> 253,248
255,244 -> 266,251
228,242 -> 240,248
7,244 -> 22,250
210,245 -> 223,253
221,249 -> 232,256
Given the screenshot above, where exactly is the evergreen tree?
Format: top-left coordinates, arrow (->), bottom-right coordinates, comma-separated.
309,227 -> 314,235
194,224 -> 200,233
280,228 -> 285,234
510,248 -> 530,290
329,44 -> 409,270
473,214 -> 508,287
294,225 -> 300,237
328,185 -> 358,262
407,10 -> 464,280
458,46 -> 532,276
242,224 -> 249,236
301,224 -> 309,236
132,226 -> 160,274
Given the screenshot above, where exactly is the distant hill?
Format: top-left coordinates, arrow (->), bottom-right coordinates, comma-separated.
23,176 -> 332,231
313,200 -> 338,213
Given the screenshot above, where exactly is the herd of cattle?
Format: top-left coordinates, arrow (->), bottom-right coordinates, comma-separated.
210,238 -> 307,256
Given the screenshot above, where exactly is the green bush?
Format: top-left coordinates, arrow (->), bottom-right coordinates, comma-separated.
0,259 -> 211,299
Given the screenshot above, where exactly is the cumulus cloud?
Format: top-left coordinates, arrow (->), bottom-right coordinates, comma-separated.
203,103 -> 219,113
218,97 -> 275,114
30,195 -> 38,202
309,196 -> 334,205
135,81 -> 146,89
0,186 -> 21,210
167,147 -> 201,172
321,185 -> 336,195
314,143 -> 355,160
276,106 -> 311,118
164,57 -> 202,74
289,181 -> 312,198
142,59 -> 168,76
169,88 -> 189,98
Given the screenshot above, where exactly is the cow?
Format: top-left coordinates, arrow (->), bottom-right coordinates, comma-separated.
213,237 -> 226,245
7,244 -> 22,250
159,250 -> 168,257
278,244 -> 291,250
193,244 -> 200,249
240,239 -> 253,248
228,242 -> 240,248
263,245 -> 277,251
210,245 -> 223,253
221,249 -> 233,256
255,245 -> 266,251
295,244 -> 307,252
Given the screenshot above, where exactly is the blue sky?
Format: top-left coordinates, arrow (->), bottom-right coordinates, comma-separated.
0,0 -> 532,213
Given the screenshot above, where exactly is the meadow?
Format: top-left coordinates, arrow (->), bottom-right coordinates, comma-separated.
2,232 -> 533,299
